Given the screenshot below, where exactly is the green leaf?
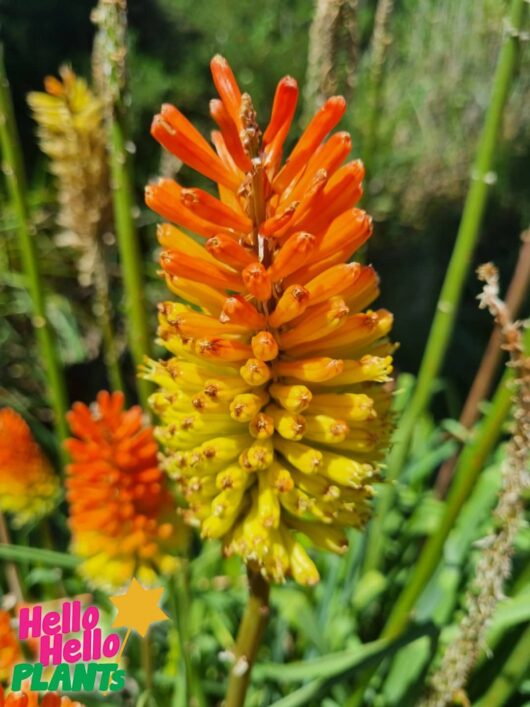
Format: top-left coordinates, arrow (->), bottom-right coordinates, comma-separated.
0,543 -> 80,569
256,621 -> 438,686
352,570 -> 388,611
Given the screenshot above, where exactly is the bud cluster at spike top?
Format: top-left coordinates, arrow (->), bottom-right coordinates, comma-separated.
65,391 -> 188,591
144,55 -> 395,585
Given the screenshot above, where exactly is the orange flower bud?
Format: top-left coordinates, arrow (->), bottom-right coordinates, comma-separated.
251,331 -> 279,361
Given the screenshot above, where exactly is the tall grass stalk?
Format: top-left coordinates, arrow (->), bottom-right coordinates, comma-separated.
363,0 -> 528,575
0,48 -> 69,458
92,0 -> 151,409
347,325 -> 530,707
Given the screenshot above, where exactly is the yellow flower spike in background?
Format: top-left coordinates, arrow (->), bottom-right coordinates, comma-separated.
144,55 -> 395,586
0,409 -> 59,527
65,391 -> 188,591
27,66 -> 110,287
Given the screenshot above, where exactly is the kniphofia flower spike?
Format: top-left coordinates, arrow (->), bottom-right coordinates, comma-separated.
0,409 -> 59,527
0,611 -> 21,683
0,685 -> 84,707
145,56 -> 394,585
65,391 -> 188,590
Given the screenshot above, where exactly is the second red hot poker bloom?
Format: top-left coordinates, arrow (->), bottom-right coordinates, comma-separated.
65,391 -> 187,590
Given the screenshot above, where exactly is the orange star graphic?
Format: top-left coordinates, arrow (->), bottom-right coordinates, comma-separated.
109,577 -> 168,637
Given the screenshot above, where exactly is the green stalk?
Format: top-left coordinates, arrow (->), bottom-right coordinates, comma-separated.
92,0 -> 151,409
475,623 -> 530,707
225,569 -> 270,707
108,118 -> 151,408
0,48 -> 69,458
347,327 -> 530,707
93,243 -> 126,393
363,0 -> 528,576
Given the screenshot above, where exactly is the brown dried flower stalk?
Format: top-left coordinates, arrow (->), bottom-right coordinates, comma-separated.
421,263 -> 530,707
304,0 -> 359,116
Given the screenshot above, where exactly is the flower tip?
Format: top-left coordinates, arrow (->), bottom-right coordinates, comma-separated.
279,75 -> 298,91
210,54 -> 229,69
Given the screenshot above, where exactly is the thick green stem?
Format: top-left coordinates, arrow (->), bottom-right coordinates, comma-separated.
0,48 -> 69,459
363,0 -> 527,576
108,118 -> 151,408
475,623 -> 530,707
93,242 -> 126,393
225,569 -> 270,707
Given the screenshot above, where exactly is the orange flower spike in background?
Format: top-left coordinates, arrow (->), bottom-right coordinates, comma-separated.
145,55 -> 395,585
65,391 -> 188,591
0,685 -> 85,707
0,611 -> 21,683
0,409 -> 59,527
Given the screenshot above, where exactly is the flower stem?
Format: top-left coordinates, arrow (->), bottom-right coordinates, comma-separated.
225,568 -> 270,707
93,0 -> 151,410
363,0 -> 528,577
108,117 -> 151,409
93,242 -> 126,393
0,46 -> 69,460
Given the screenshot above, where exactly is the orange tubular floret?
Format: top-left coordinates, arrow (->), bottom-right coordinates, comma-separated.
161,307 -> 251,338
210,130 -> 243,179
287,310 -> 394,358
210,98 -> 253,172
274,357 -> 344,383
263,77 -> 299,174
268,231 -> 316,281
242,263 -> 273,301
305,263 -> 362,304
288,132 -> 352,203
252,331 -> 279,361
268,285 -> 310,328
295,161 -> 364,233
161,251 -> 242,292
206,234 -> 258,269
194,338 -> 252,362
165,275 -> 226,315
279,297 -> 349,349
273,170 -> 328,238
260,203 -> 299,237
273,95 -> 347,193
146,180 -> 234,238
151,107 -> 239,191
220,296 -> 267,329
210,55 -> 243,131
342,266 -> 381,312
180,187 -> 251,232
263,76 -> 299,146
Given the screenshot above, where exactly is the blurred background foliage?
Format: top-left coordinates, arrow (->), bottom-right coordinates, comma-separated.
1,0 -> 529,418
